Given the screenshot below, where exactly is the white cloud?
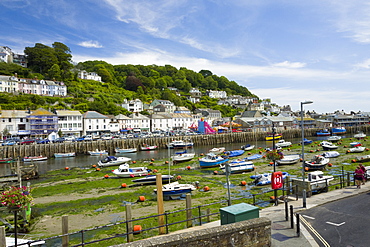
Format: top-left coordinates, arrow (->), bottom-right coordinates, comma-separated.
272,61 -> 306,69
78,41 -> 103,48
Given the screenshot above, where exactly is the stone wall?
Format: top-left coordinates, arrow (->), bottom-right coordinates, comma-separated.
116,217 -> 271,247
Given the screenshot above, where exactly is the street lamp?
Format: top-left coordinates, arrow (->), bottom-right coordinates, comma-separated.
301,100 -> 313,208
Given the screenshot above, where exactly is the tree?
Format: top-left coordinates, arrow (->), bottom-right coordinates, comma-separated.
48,64 -> 61,81
24,43 -> 58,75
199,69 -> 213,78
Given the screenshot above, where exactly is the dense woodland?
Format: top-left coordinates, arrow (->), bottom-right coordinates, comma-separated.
0,42 -> 258,117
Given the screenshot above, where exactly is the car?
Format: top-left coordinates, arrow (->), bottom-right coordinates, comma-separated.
84,135 -> 93,141
19,139 -> 36,145
2,140 -> 18,146
75,136 -> 85,142
36,139 -> 51,144
64,136 -> 76,142
53,137 -> 66,143
100,134 -> 113,140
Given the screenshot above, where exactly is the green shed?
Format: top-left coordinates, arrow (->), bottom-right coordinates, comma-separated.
220,203 -> 259,225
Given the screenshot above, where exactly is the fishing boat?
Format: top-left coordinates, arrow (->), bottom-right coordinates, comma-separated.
23,155 -> 48,162
301,138 -> 313,145
171,150 -> 195,163
112,163 -> 149,177
132,174 -> 174,185
250,172 -> 289,186
275,139 -> 292,148
88,149 -> 108,156
220,159 -> 254,174
167,140 -> 194,149
154,181 -> 196,197
316,129 -> 331,136
208,147 -> 225,154
294,171 -> 334,193
199,153 -> 229,168
240,144 -> 255,151
354,131 -> 366,139
54,152 -> 76,158
320,141 -> 338,150
276,154 -> 300,165
304,155 -> 330,170
223,149 -> 245,158
245,154 -> 263,161
97,156 -> 132,167
115,147 -> 137,153
331,127 -> 346,135
265,133 -> 282,141
327,136 -> 341,142
322,151 -> 340,158
140,144 -> 158,151
348,146 -> 366,153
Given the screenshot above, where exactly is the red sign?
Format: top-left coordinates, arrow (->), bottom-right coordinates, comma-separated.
271,171 -> 283,189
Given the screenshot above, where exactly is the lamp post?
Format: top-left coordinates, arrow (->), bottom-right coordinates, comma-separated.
301,100 -> 313,208
272,122 -> 278,206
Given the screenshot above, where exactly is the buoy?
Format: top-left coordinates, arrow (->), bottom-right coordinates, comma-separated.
187,166 -> 191,170
151,158 -> 155,162
262,155 -> 266,158
309,150 -> 314,153
150,162 -> 153,165
347,150 -> 350,153
305,167 -> 309,171
259,150 -> 262,154
203,186 -> 210,192
343,145 -> 347,148
200,153 -> 204,156
352,159 -> 357,163
121,183 -> 127,188
258,147 -> 262,149
104,174 -> 109,178
248,152 -> 251,155
269,162 -> 273,165
328,163 -> 332,167
213,170 -> 218,175
133,225 -> 142,234
165,161 -> 169,164
300,158 -> 303,162
176,175 -> 182,180
65,167 -> 69,170
138,196 -> 145,202
316,149 -> 320,152
92,164 -> 97,168
96,168 -> 101,171
132,160 -> 137,164
240,181 -> 247,186
287,148 -> 290,151
366,148 -> 369,151
153,169 -> 158,173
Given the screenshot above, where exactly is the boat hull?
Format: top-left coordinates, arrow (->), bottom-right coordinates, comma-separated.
54,152 -> 75,158
133,175 -> 173,184
115,148 -> 137,153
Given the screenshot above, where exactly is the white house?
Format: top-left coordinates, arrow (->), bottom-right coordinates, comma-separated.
168,113 -> 193,130
128,113 -> 150,132
150,99 -> 176,113
78,70 -> 102,82
151,114 -> 172,131
0,75 -> 18,93
206,90 -> 227,99
122,99 -> 143,113
82,111 -> 110,135
0,110 -> 31,137
55,110 -> 83,136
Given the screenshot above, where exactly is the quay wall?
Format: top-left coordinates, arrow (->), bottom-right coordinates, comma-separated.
0,126 -> 368,159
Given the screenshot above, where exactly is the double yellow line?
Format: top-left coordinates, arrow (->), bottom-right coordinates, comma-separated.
300,215 -> 330,247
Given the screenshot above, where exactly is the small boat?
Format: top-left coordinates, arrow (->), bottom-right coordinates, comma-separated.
97,156 -> 132,167
224,149 -> 245,158
23,155 -> 48,162
132,174 -> 174,185
245,154 -> 263,161
220,159 -> 254,174
199,153 -> 229,168
265,133 -> 282,141
320,141 -> 338,151
209,147 -> 225,154
331,127 -> 346,135
356,154 -> 370,163
172,150 -> 195,163
304,155 -> 330,170
354,131 -> 366,139
241,144 -> 255,151
316,129 -> 331,136
327,136 -> 341,142
115,147 -> 137,153
250,172 -> 289,186
301,138 -> 313,145
140,144 -> 158,151
88,149 -> 108,156
0,157 -> 14,163
167,140 -> 194,149
112,163 -> 149,178
275,139 -> 292,148
350,142 -> 362,147
54,152 -> 76,158
276,154 -> 300,165
348,146 -> 366,153
307,171 -> 334,192
154,181 -> 196,197
322,151 -> 340,158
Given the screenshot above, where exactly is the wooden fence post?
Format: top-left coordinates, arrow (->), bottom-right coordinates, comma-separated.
0,226 -> 5,247
125,204 -> 133,242
62,215 -> 69,247
186,194 -> 192,228
156,174 -> 165,235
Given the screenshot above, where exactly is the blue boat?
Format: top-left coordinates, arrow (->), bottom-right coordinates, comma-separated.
332,127 -> 346,135
154,182 -> 196,197
220,160 -> 254,174
224,150 -> 245,157
316,129 -> 331,136
250,172 -> 289,186
199,153 -> 229,168
301,138 -> 313,145
132,174 -> 173,185
245,154 -> 263,161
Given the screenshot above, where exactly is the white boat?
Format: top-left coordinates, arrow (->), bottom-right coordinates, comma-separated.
240,144 -> 255,151
199,153 -> 229,168
23,155 -> 48,162
154,181 -> 196,197
112,163 -> 149,177
88,149 -> 108,156
167,140 -> 194,149
172,150 -> 195,162
275,140 -> 292,148
208,147 -> 225,154
220,159 -> 254,174
327,136 -> 341,142
304,155 -> 330,170
348,146 -> 366,153
54,152 -> 76,158
132,174 -> 174,185
250,172 -> 289,186
115,147 -> 137,153
350,142 -> 362,147
276,154 -> 300,165
322,151 -> 340,158
320,141 -> 338,150
97,156 -> 132,167
356,154 -> 370,163
307,171 -> 334,192
140,144 -> 158,151
354,131 -> 366,139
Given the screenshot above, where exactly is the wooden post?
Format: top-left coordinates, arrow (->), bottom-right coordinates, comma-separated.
156,174 -> 165,235
125,204 -> 133,242
186,194 -> 192,228
62,215 -> 69,247
0,226 -> 5,247
206,208 -> 211,223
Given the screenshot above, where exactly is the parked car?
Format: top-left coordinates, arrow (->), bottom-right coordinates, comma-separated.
64,136 -> 76,142
36,139 -> 51,144
83,135 -> 93,141
19,139 -> 36,145
100,134 -> 113,140
75,136 -> 85,142
53,137 -> 66,143
2,140 -> 18,146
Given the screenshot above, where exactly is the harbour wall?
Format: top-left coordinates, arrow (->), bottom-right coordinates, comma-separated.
1,126 -> 368,159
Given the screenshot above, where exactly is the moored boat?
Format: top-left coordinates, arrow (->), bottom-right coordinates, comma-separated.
23,155 -> 48,162
265,133 -> 282,141
320,141 -> 338,151
132,174 -> 174,185
115,147 -> 137,153
140,144 -> 158,151
0,157 -> 14,163
172,150 -> 195,163
322,151 -> 340,158
275,139 -> 292,148
54,152 -> 76,158
354,131 -> 366,139
327,136 -> 341,142
276,154 -> 300,165
112,163 -> 149,177
301,138 -> 313,145
250,172 -> 289,186
199,153 -> 229,168
220,159 -> 254,174
241,144 -> 255,151
316,129 -> 331,136
356,154 -> 370,163
88,149 -> 108,156
245,154 -> 263,161
304,155 -> 330,170
167,140 -> 194,149
331,127 -> 346,135
348,146 -> 366,153
208,147 -> 225,154
97,156 -> 132,167
154,181 -> 196,197
223,149 -> 245,158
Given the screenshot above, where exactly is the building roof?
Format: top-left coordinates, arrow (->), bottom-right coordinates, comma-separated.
29,108 -> 56,116
55,110 -> 82,116
83,111 -> 109,119
0,110 -> 30,118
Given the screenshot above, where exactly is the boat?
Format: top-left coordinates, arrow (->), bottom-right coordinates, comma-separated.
88,149 -> 108,156
115,147 -> 137,153
112,163 -> 149,177
306,171 -> 334,192
140,144 -> 158,151
265,133 -> 282,141
354,131 -> 366,139
275,139 -> 292,148
154,181 -> 196,197
132,174 -> 174,185
54,152 -> 76,158
304,155 -> 330,170
97,156 -> 132,167
208,147 -> 225,154
220,159 -> 254,174
320,141 -> 338,150
322,151 -> 340,158
327,136 -> 341,142
223,149 -> 245,157
348,146 -> 366,153
356,154 -> 370,163
316,129 -> 331,136
331,127 -> 346,135
250,172 -> 289,186
240,144 -> 255,151
276,154 -> 300,165
167,140 -> 194,149
245,154 -> 263,161
23,155 -> 48,162
199,153 -> 229,168
0,157 -> 14,163
171,150 -> 195,163
301,138 -> 313,145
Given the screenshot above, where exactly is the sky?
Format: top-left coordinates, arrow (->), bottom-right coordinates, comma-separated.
1,1 -> 370,114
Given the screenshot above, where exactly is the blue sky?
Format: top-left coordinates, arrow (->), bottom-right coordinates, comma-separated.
1,1 -> 370,114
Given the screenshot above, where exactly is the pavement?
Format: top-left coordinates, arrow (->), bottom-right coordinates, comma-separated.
178,181 -> 370,246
